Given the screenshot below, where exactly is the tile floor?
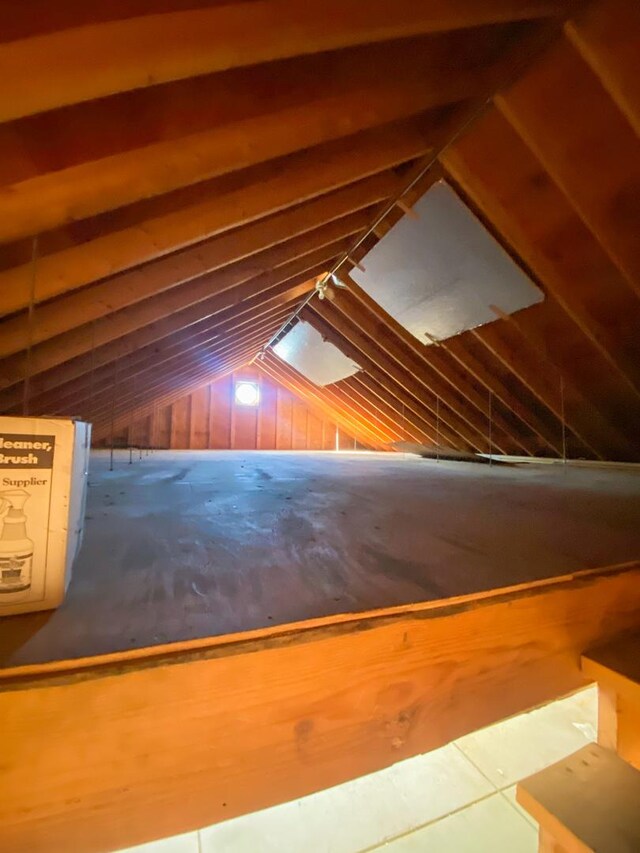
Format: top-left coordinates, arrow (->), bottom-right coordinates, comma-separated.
117,687 -> 597,853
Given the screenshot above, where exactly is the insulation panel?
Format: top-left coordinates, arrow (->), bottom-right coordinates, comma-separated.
274,320 -> 360,386
351,180 -> 543,344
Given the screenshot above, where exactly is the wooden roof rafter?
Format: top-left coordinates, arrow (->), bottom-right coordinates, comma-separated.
0,0 -> 569,121
0,0 -> 638,462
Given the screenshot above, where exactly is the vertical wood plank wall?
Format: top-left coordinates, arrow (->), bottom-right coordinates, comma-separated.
105,369 -> 364,450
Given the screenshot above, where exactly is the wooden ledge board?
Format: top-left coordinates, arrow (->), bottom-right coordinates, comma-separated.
0,560 -> 638,686
1,562 -> 639,853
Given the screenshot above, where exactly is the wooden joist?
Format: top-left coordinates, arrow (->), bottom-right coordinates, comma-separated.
1,562 -> 638,853
81,314 -> 294,428
329,376 -> 419,446
305,306 -> 466,450
93,344 -> 279,435
0,278 -> 316,414
25,302 -> 297,419
92,357 -> 250,443
0,0 -> 638,461
352,372 -> 442,447
441,333 -> 564,456
442,109 -> 640,405
344,275 -> 534,455
472,319 -> 602,459
335,280 -> 525,454
309,299 -> 483,451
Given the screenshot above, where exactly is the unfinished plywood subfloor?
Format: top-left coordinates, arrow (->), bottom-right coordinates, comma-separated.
1,450 -> 639,668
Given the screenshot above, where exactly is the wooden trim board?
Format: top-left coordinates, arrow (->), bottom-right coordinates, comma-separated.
1,562 -> 639,852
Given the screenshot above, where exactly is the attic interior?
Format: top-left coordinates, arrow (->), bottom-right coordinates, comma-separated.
0,2 -> 639,851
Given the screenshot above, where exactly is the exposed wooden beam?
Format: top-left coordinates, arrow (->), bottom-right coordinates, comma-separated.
305,306 -> 446,447
472,317 -> 606,459
352,372 -> 442,447
581,633 -> 640,770
565,0 -> 640,136
0,121 -> 430,317
258,355 -> 389,451
0,0 -> 567,122
329,292 -> 510,452
0,187 -> 382,356
442,121 -> 640,403
265,355 -> 396,448
0,276 -> 317,412
93,332 -> 273,425
343,275 -> 532,454
26,300 -> 296,417
96,349 -> 364,449
440,334 -> 565,455
0,247 -> 337,392
0,34 -> 501,191
489,304 -> 640,461
332,377 -> 421,445
0,46 -> 486,243
93,353 -> 256,442
422,345 -> 534,455
88,313 -> 289,416
90,325 -> 286,429
304,306 -> 468,450
53,308 -> 294,422
516,743 -> 640,851
495,35 -> 640,296
314,294 -> 498,451
1,565 -> 638,852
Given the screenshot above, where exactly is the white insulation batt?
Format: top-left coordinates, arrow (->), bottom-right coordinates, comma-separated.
351,180 -> 543,344
274,319 -> 360,386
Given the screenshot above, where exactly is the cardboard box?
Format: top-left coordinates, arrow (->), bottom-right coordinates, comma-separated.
0,417 -> 91,616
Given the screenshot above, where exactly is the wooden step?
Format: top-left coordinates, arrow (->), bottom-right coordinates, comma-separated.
517,743 -> 640,853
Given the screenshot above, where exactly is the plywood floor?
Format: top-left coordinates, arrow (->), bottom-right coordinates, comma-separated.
1,450 -> 639,668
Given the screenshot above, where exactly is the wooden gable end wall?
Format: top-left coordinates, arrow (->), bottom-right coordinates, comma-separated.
98,368 -> 368,451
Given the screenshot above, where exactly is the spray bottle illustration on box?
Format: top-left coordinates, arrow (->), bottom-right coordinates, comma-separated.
0,489 -> 33,595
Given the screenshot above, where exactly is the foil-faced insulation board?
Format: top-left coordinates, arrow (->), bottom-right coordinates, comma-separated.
350,180 -> 543,344
273,319 -> 360,386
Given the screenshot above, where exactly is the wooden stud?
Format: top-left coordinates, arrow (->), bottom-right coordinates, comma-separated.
582,633 -> 640,770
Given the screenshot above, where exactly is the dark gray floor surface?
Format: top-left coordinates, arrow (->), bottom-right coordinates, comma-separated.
1,450 -> 639,668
